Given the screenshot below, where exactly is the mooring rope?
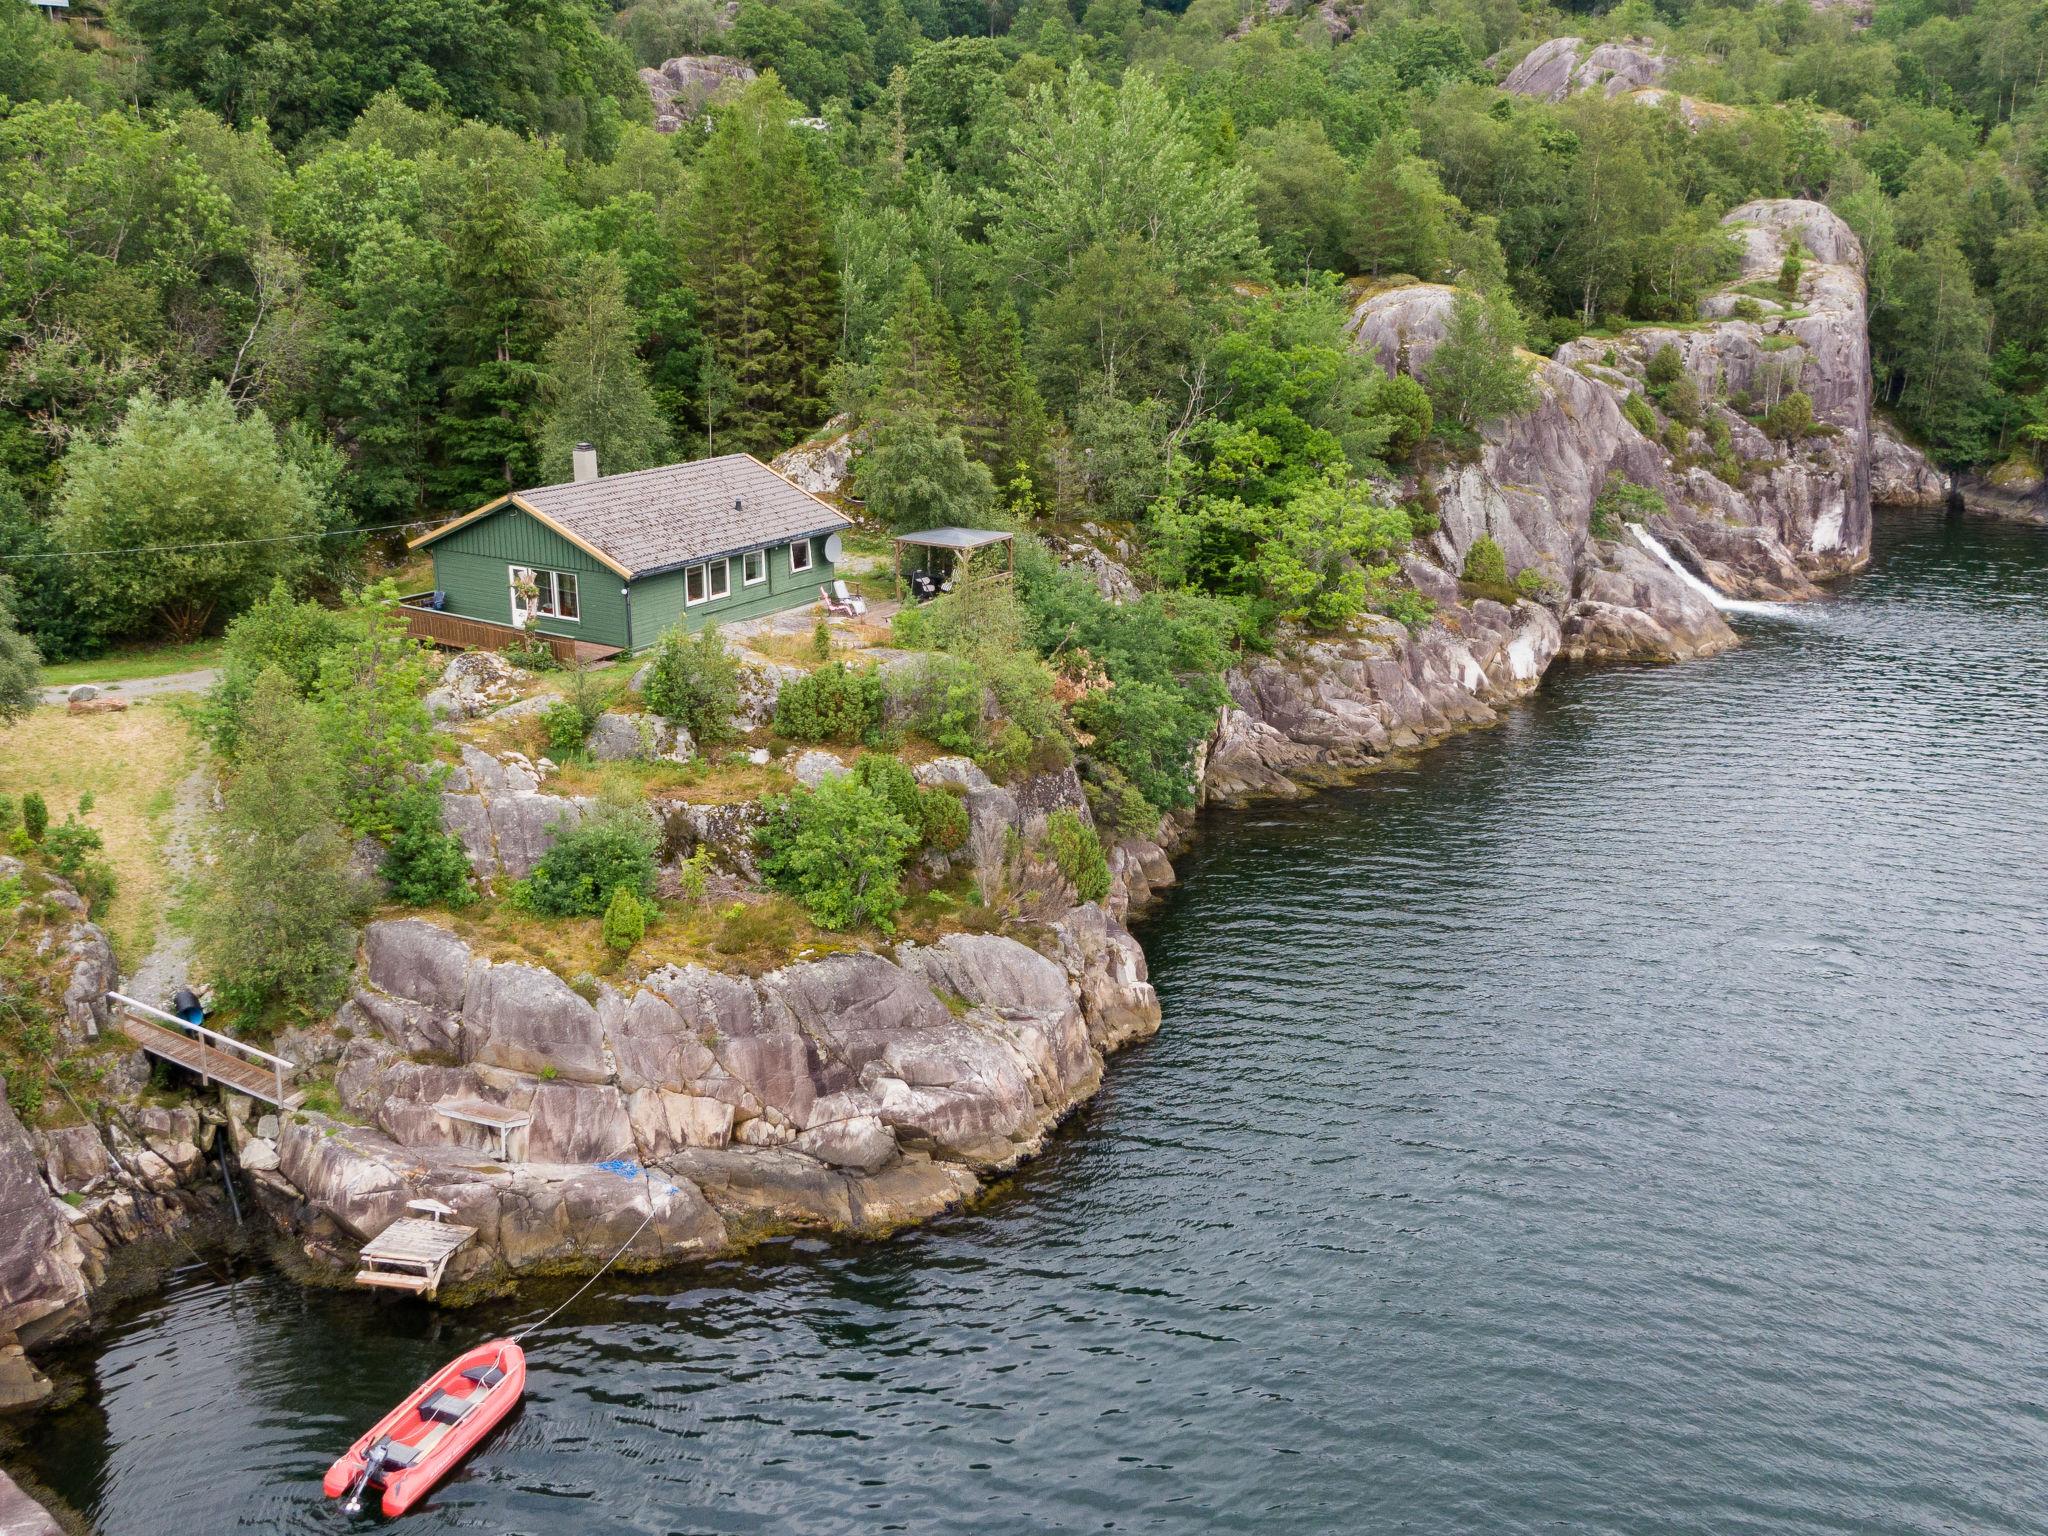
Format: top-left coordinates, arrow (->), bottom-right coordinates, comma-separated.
507,1167 -> 661,1346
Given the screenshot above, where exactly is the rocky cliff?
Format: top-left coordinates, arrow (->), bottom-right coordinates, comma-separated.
1498,36 -> 1668,102
1351,200 -> 1872,614
258,898 -> 1160,1290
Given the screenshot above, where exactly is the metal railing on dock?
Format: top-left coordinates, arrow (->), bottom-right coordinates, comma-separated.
108,991 -> 302,1109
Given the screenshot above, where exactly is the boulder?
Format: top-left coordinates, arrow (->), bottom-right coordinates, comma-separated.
462,963 -> 609,1083
790,749 -> 848,789
35,1125 -> 109,1196
640,55 -> 755,133
588,711 -> 693,763
425,651 -> 523,721
364,919 -> 476,1013
768,414 -> 866,497
1500,36 -> 1667,101
1870,420 -> 1948,508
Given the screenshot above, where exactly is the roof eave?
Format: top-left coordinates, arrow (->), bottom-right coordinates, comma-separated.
631,523 -> 849,582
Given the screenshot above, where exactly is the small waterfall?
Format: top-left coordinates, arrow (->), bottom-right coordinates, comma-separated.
1629,524 -> 1794,618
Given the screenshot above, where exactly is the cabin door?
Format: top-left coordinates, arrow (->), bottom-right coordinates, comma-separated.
508,566 -> 537,629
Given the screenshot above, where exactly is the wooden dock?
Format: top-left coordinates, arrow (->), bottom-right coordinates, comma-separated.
356,1205 -> 477,1298
112,993 -> 303,1109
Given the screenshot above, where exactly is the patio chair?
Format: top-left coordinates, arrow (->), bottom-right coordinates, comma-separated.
831,579 -> 868,617
820,584 -> 858,617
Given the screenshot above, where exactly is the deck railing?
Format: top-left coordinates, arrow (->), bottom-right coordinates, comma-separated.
394,598 -> 615,664
108,991 -> 297,1106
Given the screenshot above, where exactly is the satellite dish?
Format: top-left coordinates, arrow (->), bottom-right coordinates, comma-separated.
823,531 -> 844,563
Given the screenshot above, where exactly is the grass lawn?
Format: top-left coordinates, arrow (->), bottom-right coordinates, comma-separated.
0,701 -> 197,963
40,639 -> 223,687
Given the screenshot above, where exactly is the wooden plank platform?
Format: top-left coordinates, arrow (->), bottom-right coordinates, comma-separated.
119,1013 -> 305,1109
356,1216 -> 477,1299
433,1099 -> 531,1161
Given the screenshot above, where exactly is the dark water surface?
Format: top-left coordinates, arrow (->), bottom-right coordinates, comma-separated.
21,510 -> 2048,1535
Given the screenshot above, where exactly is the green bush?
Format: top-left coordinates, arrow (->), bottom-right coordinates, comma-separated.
1762,391 -> 1815,441
1042,809 -> 1111,903
810,620 -> 832,662
642,621 -> 741,746
1778,238 -> 1804,299
918,784 -> 970,852
1589,473 -> 1667,538
1645,344 -> 1684,390
42,815 -> 101,877
0,796 -> 14,836
380,785 -> 476,908
542,698 -> 592,757
851,753 -> 921,823
1621,391 -> 1659,437
521,805 -> 658,917
1732,297 -> 1765,322
891,654 -> 985,754
1072,679 -> 1211,813
756,776 -> 917,932
602,885 -> 648,953
1514,567 -> 1554,599
1361,371 -> 1433,464
1462,535 -> 1508,587
775,662 -> 884,744
1081,761 -> 1159,841
20,792 -> 46,843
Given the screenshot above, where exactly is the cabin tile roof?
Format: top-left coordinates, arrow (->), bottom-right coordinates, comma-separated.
414,453 -> 850,579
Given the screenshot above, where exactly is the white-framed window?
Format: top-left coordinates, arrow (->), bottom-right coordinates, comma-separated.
742,548 -> 767,586
685,559 -> 731,605
513,566 -> 579,621
788,537 -> 814,573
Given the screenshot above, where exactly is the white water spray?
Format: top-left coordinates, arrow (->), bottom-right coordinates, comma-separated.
1629,524 -> 1798,619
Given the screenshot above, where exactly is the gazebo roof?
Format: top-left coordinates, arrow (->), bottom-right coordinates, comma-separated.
891,526 -> 1015,551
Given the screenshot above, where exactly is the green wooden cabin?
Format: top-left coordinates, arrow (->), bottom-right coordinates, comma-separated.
408,449 -> 852,654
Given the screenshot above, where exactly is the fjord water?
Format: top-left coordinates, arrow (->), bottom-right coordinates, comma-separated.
22,510 -> 2048,1535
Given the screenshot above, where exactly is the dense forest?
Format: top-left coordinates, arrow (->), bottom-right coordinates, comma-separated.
0,0 -> 2043,674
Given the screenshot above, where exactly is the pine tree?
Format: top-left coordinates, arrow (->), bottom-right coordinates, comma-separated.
684,77 -> 840,455
957,298 -> 1048,480
875,268 -> 963,421
430,132 -> 558,503
538,254 -> 676,480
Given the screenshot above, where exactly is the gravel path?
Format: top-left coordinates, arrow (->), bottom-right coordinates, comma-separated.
118,765 -> 210,1008
39,668 -> 221,705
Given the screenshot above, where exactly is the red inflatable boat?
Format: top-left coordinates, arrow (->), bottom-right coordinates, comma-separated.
322,1340 -> 525,1516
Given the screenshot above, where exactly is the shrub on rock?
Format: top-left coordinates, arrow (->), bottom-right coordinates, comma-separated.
1462,534 -> 1509,587
1043,808 -> 1111,903
642,620 -> 741,747
380,785 -> 476,908
519,804 -> 659,917
602,885 -> 648,953
774,661 -> 884,744
756,776 -> 917,932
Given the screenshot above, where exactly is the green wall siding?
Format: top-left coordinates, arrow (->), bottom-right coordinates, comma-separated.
634,537 -> 836,644
428,509 -> 834,652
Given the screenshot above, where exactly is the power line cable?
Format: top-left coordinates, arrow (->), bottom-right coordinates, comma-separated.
0,519 -> 427,562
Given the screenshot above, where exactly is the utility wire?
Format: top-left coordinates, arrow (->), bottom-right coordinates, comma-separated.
0,519 -> 425,561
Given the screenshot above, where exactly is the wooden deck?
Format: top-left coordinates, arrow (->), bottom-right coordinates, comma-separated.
396,600 -> 620,665
117,1010 -> 304,1109
356,1216 -> 477,1297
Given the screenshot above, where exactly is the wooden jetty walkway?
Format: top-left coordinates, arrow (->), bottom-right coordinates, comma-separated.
109,991 -> 303,1109
356,1201 -> 477,1297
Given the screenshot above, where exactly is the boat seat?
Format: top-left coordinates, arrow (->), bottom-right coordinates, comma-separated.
377,1440 -> 423,1471
461,1364 -> 506,1388
418,1390 -> 474,1425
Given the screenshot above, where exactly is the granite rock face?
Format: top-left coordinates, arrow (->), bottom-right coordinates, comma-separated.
276,899 -> 1161,1280
440,745 -> 592,882
1350,200 -> 1871,624
640,55 -> 755,132
1499,36 -> 1667,101
0,1088 -> 90,1349
1870,420 -> 1948,508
